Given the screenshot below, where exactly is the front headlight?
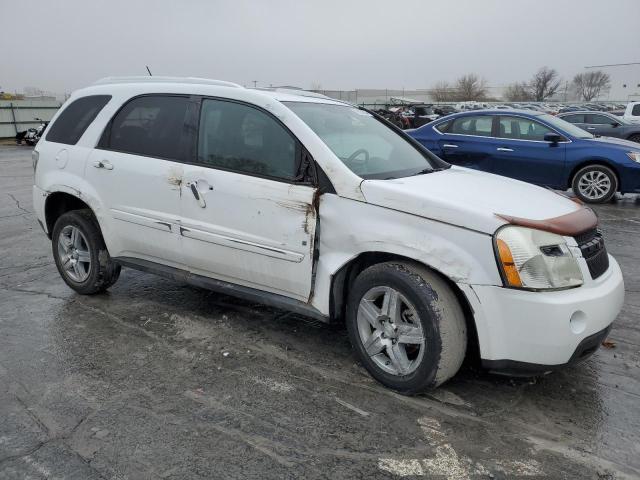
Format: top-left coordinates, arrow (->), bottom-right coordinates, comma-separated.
626,151 -> 640,163
495,226 -> 583,290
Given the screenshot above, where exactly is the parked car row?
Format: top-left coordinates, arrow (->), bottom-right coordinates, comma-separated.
33,77 -> 624,393
373,101 -> 640,130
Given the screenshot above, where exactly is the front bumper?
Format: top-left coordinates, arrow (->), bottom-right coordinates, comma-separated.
459,255 -> 624,370
619,162 -> 640,193
482,325 -> 611,376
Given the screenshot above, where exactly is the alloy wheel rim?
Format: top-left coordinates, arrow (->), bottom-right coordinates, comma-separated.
356,286 -> 425,376
57,225 -> 91,282
578,171 -> 611,200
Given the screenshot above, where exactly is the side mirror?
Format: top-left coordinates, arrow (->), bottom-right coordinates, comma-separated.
544,132 -> 563,144
611,122 -> 620,127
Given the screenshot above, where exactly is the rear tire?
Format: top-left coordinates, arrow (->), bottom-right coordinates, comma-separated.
52,209 -> 120,294
571,164 -> 617,204
346,262 -> 467,394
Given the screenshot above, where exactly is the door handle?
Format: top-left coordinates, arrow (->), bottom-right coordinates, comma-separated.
497,147 -> 514,152
93,160 -> 114,170
188,183 -> 206,208
442,144 -> 459,148
586,127 -> 596,130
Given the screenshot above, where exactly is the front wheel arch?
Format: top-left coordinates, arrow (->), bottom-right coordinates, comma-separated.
345,260 -> 467,392
567,160 -> 620,191
329,252 -> 480,363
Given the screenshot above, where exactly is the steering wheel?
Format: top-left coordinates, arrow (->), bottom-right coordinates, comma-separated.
346,148 -> 370,168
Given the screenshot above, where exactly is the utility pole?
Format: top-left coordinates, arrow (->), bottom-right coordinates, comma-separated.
252,80 -> 258,88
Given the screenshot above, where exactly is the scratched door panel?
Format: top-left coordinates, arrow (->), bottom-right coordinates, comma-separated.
180,166 -> 317,301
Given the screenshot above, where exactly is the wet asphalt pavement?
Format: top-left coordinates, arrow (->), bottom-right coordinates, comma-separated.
0,144 -> 639,479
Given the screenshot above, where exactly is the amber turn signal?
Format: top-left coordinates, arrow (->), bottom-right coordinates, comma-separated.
497,238 -> 523,287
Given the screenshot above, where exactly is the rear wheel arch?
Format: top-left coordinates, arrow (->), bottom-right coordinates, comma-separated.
44,191 -> 97,238
51,209 -> 120,294
329,252 -> 479,362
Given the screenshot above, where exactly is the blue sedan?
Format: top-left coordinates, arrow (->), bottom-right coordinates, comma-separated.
407,110 -> 640,203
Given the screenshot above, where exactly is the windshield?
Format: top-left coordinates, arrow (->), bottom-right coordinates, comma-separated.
539,114 -> 594,139
284,102 -> 446,179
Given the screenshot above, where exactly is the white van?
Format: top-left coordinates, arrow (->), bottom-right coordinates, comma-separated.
33,77 -> 624,393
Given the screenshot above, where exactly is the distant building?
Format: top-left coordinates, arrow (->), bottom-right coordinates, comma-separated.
587,63 -> 640,101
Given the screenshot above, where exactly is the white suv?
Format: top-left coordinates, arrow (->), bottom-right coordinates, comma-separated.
33,77 -> 625,393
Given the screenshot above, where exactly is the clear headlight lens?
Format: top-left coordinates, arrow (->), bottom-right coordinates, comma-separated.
495,226 -> 583,290
626,151 -> 640,163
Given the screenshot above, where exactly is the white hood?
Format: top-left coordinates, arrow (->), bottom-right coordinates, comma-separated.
360,166 -> 581,234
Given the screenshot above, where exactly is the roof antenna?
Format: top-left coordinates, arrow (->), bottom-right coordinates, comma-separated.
146,66 -> 153,76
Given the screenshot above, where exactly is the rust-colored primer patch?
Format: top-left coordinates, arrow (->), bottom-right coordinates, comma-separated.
496,207 -> 598,236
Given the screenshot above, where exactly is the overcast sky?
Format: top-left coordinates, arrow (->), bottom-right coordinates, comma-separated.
2,0 -> 639,94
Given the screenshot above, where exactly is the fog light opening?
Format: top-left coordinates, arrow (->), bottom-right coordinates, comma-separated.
570,310 -> 587,334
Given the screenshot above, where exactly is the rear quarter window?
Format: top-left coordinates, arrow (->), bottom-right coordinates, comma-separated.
46,95 -> 111,145
434,120 -> 451,133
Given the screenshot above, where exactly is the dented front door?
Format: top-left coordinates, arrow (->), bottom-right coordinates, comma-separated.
179,166 -> 318,301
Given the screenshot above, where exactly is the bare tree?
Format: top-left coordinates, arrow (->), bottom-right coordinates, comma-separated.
530,67 -> 561,101
309,81 -> 323,91
455,73 -> 488,101
429,81 -> 455,102
572,71 -> 611,101
504,82 -> 534,101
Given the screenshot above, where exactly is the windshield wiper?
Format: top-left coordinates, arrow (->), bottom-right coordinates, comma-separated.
410,167 -> 449,176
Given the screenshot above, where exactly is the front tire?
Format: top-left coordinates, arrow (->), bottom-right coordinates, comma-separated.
571,164 -> 617,204
346,262 -> 467,394
52,209 -> 120,294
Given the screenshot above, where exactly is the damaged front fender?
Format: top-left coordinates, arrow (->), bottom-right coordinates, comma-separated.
310,195 -> 503,316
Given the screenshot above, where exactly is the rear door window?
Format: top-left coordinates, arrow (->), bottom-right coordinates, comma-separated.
101,95 -> 190,160
449,116 -> 493,136
197,99 -> 299,181
562,114 -> 585,124
497,116 -> 552,141
46,95 -> 111,145
632,104 -> 640,116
